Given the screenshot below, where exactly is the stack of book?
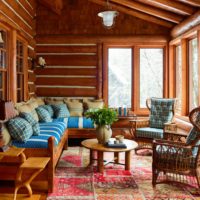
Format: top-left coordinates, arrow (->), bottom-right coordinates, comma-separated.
105,140 -> 127,148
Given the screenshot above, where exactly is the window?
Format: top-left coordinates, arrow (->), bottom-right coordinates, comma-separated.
139,48 -> 163,108
108,48 -> 132,108
189,38 -> 198,111
0,30 -> 7,100
175,45 -> 182,114
16,40 -> 24,102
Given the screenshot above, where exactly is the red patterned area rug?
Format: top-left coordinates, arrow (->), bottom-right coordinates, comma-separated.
47,147 -> 200,200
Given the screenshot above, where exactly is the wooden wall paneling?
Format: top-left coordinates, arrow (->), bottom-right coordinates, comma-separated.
40,55 -> 97,66
0,2 -> 33,39
181,39 -> 188,115
23,42 -> 29,101
168,45 -> 176,98
8,30 -> 17,103
36,77 -> 97,87
36,88 -> 97,97
34,68 -> 97,76
97,43 -> 103,99
18,0 -> 35,17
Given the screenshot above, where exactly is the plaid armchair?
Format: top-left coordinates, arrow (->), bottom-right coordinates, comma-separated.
130,98 -> 177,153
152,106 -> 200,188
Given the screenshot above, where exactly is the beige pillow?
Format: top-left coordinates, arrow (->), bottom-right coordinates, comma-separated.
83,99 -> 104,110
45,98 -> 64,105
64,100 -> 83,117
0,124 -> 11,146
30,97 -> 45,106
15,103 -> 39,122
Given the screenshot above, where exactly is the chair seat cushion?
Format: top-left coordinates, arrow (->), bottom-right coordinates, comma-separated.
136,127 -> 163,139
12,121 -> 67,148
52,117 -> 94,129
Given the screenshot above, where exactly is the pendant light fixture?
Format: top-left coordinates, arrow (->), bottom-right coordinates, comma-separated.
98,0 -> 118,29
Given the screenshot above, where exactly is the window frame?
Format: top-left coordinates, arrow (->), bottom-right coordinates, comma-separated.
103,43 -> 167,115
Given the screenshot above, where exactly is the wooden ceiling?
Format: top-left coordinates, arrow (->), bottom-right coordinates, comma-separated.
38,0 -> 200,29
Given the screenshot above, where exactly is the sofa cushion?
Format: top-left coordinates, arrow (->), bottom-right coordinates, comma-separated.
7,117 -> 33,142
52,104 -> 70,118
149,98 -> 175,129
83,99 -> 104,111
12,122 -> 67,148
53,117 -> 94,129
36,106 -> 52,123
15,102 -> 39,122
64,100 -> 83,117
45,98 -> 64,105
40,105 -> 54,117
136,127 -> 163,139
19,112 -> 40,136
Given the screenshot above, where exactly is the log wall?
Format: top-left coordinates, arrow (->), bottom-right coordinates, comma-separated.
0,0 -> 36,101
35,0 -> 170,99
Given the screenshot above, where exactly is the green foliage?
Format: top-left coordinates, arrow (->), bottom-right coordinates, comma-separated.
85,108 -> 118,126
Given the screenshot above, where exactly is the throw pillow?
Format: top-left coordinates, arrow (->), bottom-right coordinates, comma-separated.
36,106 -> 52,122
149,98 -> 175,129
7,117 -> 33,142
64,100 -> 83,117
45,98 -> 64,105
52,104 -> 70,118
0,124 -> 11,147
83,99 -> 104,110
40,105 -> 54,117
19,112 -> 40,136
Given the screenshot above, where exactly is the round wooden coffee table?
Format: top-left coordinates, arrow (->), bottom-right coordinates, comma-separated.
81,138 -> 138,173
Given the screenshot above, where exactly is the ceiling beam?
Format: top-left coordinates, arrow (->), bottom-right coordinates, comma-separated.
89,0 -> 174,28
171,9 -> 200,38
38,0 -> 63,15
111,0 -> 183,23
135,0 -> 195,15
176,0 -> 200,7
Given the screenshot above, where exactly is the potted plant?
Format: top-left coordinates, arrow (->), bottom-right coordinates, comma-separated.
85,108 -> 118,144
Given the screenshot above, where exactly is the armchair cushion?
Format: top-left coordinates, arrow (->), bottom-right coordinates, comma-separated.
136,127 -> 163,139
186,127 -> 200,145
150,98 -> 175,129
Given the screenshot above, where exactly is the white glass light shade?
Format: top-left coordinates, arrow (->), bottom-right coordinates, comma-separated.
0,32 -> 4,43
98,11 -> 118,28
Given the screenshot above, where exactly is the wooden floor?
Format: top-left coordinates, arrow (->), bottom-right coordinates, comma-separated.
0,181 -> 47,200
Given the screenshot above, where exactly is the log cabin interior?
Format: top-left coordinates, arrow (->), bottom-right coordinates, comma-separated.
0,0 -> 200,199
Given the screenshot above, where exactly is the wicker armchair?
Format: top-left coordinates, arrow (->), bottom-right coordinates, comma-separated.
130,97 -> 177,153
152,106 -> 200,188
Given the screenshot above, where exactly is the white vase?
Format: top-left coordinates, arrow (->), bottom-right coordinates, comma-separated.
96,125 -> 112,144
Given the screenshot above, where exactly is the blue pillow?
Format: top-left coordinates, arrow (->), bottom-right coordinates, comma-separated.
39,105 -> 54,117
7,117 -> 33,142
19,112 -> 40,136
52,104 -> 70,118
36,106 -> 52,122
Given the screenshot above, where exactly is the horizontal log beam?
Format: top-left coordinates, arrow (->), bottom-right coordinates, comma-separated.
89,0 -> 174,28
176,0 -> 200,7
111,0 -> 183,23
136,0 -> 195,15
39,0 -> 63,15
171,9 -> 200,38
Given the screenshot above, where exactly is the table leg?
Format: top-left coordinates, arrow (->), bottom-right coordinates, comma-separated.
125,151 -> 131,170
97,151 -> 104,173
114,152 -> 120,164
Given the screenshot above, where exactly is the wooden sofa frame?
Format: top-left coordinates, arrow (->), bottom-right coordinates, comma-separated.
0,125 -> 68,193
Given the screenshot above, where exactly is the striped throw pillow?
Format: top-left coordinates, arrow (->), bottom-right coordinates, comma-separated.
7,117 -> 33,142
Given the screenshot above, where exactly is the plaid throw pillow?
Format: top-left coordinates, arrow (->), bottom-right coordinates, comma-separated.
52,104 -> 70,118
149,98 -> 175,129
7,117 -> 33,142
39,105 -> 54,117
19,112 -> 40,136
36,106 -> 52,122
